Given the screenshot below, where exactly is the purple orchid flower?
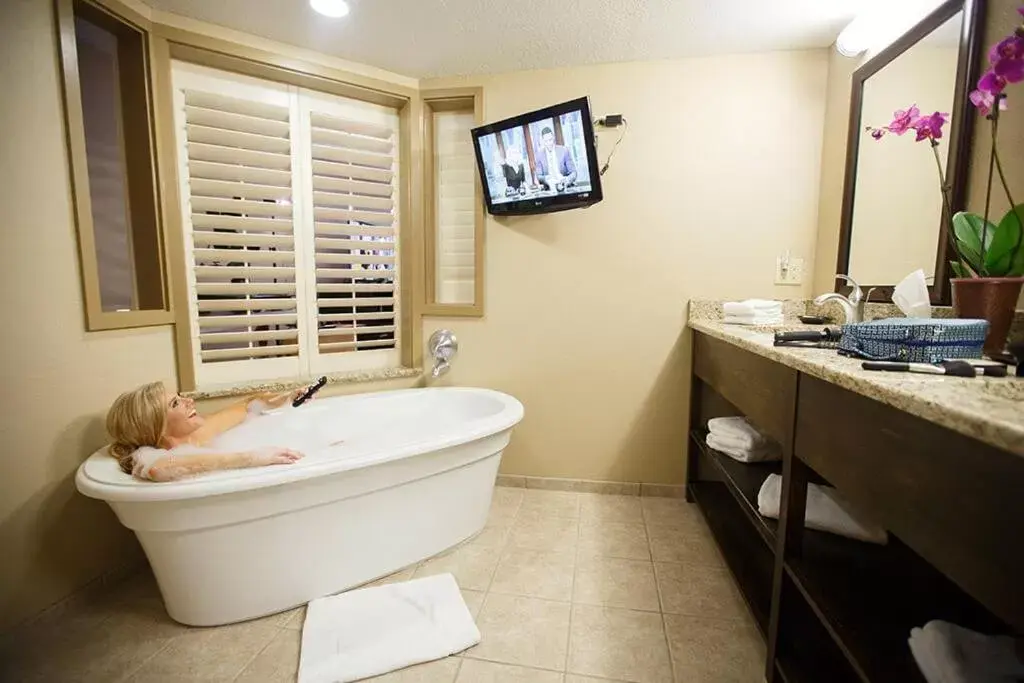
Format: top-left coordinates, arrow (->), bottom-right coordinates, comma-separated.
969,88 -> 1008,116
1018,5 -> 1024,17
869,127 -> 886,140
886,105 -> 920,135
912,111 -> 949,142
979,69 -> 1008,95
994,54 -> 1024,84
989,35 -> 1024,63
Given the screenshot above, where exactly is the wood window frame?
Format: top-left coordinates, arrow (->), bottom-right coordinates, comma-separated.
422,88 -> 485,318
55,0 -> 172,331
148,26 -> 425,391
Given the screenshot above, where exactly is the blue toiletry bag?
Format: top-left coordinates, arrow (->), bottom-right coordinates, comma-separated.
838,318 -> 988,363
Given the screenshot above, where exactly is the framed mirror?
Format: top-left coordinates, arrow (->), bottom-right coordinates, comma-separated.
836,0 -> 985,304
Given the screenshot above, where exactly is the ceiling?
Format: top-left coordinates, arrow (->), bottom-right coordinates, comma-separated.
145,0 -> 867,79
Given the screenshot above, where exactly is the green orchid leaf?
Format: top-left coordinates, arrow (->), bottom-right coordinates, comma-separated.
952,212 -> 994,274
949,260 -> 968,278
1003,204 -> 1024,277
985,204 -> 1023,276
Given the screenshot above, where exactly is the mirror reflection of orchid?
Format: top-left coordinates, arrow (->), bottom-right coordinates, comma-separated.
866,5 -> 1024,279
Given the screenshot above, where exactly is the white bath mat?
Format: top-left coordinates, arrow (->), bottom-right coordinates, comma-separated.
298,573 -> 480,683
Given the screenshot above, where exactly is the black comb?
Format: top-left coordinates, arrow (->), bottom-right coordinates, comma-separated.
293,376 -> 327,408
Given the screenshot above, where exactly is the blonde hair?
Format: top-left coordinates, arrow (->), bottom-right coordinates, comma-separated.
107,382 -> 167,474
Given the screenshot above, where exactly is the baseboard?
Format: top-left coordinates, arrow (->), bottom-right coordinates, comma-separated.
496,474 -> 685,498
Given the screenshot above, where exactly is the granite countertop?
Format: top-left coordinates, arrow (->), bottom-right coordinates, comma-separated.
688,301 -> 1024,457
186,366 -> 422,400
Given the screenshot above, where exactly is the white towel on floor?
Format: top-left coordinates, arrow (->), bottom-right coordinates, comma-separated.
723,299 -> 783,317
909,620 -> 1024,683
298,573 -> 480,683
757,474 -> 888,544
706,433 -> 781,463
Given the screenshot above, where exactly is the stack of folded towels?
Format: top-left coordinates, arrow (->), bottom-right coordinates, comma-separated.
706,417 -> 781,463
757,474 -> 888,544
723,299 -> 784,325
909,620 -> 1024,683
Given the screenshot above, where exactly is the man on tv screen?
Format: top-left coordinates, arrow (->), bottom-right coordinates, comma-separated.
535,127 -> 576,192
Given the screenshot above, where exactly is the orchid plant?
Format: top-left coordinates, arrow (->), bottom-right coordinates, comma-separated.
867,5 -> 1024,279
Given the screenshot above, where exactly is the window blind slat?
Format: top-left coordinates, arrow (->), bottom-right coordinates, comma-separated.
184,91 -> 289,121
311,127 -> 393,155
188,160 -> 291,186
318,325 -> 396,338
315,267 -> 395,280
316,282 -> 394,294
197,312 -> 297,328
311,190 -> 394,213
318,339 -> 397,353
311,175 -> 392,198
198,298 -> 296,312
187,142 -> 291,170
315,252 -> 395,266
312,159 -> 393,184
191,196 -> 293,218
201,345 -> 299,361
313,206 -> 391,226
195,282 -> 296,296
200,329 -> 298,345
186,124 -> 291,155
310,112 -> 392,139
191,214 -> 292,234
193,248 -> 295,264
318,311 -> 396,324
189,178 -> 292,203
314,224 -> 394,239
193,265 -> 295,279
192,232 -> 293,249
311,144 -> 392,170
184,105 -> 290,138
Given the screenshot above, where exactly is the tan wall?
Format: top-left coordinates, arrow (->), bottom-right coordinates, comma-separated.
814,0 -> 1024,303
849,45 -> 958,283
0,0 -> 178,631
422,51 -> 829,484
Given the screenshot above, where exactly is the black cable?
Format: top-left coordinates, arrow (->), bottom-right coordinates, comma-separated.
599,118 -> 628,176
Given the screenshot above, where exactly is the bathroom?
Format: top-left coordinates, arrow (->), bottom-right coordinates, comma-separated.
1,0 -> 1023,680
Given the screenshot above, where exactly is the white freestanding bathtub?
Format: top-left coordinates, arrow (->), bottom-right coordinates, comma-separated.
76,387 -> 524,626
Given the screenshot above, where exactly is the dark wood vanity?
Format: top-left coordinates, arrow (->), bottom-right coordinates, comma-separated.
686,322 -> 1024,683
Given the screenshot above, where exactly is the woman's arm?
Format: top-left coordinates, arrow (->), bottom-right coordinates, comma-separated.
190,389 -> 299,446
145,448 -> 302,482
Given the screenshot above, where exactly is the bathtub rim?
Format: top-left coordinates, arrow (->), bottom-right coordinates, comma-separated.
76,387 -> 523,504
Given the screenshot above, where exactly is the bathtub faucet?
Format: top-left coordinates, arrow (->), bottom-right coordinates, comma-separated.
428,329 -> 458,378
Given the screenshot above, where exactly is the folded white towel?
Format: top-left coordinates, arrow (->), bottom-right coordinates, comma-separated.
298,573 -> 480,683
723,299 -> 783,317
706,433 -> 781,463
707,417 -> 767,450
909,620 -> 1024,683
723,314 -> 784,326
757,474 -> 888,544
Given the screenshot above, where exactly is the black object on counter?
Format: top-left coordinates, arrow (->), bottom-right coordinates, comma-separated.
774,328 -> 843,348
799,315 -> 834,325
293,376 -> 328,407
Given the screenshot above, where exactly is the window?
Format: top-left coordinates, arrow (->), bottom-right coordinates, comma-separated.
170,63 -> 400,389
423,89 -> 485,317
57,0 -> 169,330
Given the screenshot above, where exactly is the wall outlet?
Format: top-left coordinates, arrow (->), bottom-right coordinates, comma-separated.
775,254 -> 805,286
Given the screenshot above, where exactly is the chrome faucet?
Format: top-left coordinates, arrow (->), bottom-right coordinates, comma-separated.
428,329 -> 458,378
813,275 -> 867,324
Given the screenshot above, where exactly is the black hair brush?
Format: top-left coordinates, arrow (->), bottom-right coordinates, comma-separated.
293,376 -> 327,407
862,360 -> 1004,377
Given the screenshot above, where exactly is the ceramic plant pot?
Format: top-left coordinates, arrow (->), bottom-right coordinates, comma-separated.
951,277 -> 1024,356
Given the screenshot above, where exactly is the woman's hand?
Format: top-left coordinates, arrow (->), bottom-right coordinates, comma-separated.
250,447 -> 304,466
254,387 -> 308,410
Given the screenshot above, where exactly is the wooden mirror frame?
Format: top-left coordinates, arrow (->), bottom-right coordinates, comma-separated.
835,0 -> 986,305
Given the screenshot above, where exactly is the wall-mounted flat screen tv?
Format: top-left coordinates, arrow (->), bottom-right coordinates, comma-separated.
471,97 -> 603,216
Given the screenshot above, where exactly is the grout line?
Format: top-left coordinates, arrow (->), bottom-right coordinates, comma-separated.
451,656 -> 463,682
229,627 -> 280,683
564,507 -> 581,674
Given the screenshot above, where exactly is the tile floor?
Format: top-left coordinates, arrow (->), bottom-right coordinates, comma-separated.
0,488 -> 765,683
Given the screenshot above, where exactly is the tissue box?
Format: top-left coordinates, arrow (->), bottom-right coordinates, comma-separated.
838,318 -> 988,363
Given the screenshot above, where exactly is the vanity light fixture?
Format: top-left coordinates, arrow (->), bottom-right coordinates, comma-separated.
310,0 -> 350,18
836,0 -> 945,57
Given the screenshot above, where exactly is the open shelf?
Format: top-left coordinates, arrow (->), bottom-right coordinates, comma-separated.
689,480 -> 775,636
774,573 -> 861,683
690,430 -> 779,549
785,528 -> 1010,683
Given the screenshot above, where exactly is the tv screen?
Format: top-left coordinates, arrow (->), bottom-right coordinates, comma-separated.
471,97 -> 603,216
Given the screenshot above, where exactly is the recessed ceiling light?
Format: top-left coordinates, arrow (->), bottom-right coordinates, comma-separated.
310,0 -> 349,18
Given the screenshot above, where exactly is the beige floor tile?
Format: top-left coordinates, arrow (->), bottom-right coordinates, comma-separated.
654,562 -> 747,620
572,557 -> 660,612
270,606 -> 304,628
567,605 -> 672,683
126,619 -> 279,682
467,594 -> 571,671
235,628 -> 300,682
518,490 -> 581,519
579,494 -> 643,525
578,522 -> 650,560
663,614 -> 765,683
645,524 -> 722,566
367,657 -> 461,682
281,605 -> 306,630
507,516 -> 579,553
490,488 -> 525,525
565,676 -> 627,683
462,589 -> 486,618
641,498 -> 705,529
469,524 -> 514,550
490,550 -> 576,601
366,566 -> 418,588
414,543 -> 501,591
456,659 -> 563,682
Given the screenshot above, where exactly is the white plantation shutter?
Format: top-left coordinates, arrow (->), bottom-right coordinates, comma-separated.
171,63 -> 306,388
433,110 -> 476,305
170,62 -> 403,389
298,92 -> 401,373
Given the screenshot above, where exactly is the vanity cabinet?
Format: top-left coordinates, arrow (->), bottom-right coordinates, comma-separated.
687,330 -> 1024,683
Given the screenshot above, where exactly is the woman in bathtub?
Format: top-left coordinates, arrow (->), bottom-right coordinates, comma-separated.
106,381 -> 309,482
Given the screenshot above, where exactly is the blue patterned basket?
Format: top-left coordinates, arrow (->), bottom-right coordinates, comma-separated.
838,318 -> 988,363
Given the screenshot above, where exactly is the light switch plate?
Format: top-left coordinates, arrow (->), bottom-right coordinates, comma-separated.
775,255 -> 804,286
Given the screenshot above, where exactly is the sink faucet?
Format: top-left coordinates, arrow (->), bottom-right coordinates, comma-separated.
814,275 -> 867,324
